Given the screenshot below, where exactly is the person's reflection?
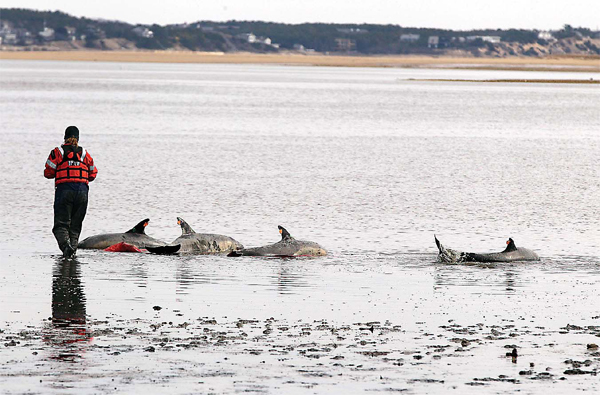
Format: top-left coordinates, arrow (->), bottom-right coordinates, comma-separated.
44,257 -> 92,362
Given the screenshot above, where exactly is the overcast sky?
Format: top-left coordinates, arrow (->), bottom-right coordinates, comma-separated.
1,0 -> 598,30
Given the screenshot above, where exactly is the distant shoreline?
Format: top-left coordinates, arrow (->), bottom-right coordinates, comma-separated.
409,78 -> 599,84
1,50 -> 599,72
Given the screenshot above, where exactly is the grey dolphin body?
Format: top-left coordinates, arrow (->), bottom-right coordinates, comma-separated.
78,219 -> 166,250
228,226 -> 327,257
168,217 -> 243,254
435,236 -> 539,263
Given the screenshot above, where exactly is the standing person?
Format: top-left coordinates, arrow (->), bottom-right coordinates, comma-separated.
44,126 -> 98,258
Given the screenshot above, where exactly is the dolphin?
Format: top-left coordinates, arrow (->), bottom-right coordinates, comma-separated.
150,217 -> 243,255
434,235 -> 539,263
228,226 -> 327,257
78,219 -> 167,250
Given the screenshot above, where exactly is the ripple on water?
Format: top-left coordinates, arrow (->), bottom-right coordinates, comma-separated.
1,62 -> 599,393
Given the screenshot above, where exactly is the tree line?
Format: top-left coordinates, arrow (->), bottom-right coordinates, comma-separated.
1,8 -> 596,53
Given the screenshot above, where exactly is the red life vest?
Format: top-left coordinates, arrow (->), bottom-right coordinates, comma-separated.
55,145 -> 90,185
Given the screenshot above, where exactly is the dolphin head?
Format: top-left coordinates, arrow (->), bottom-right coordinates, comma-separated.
126,219 -> 149,234
278,225 -> 293,241
504,238 -> 517,252
177,217 -> 196,235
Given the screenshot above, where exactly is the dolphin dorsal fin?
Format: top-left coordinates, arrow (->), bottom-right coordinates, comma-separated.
126,219 -> 149,234
503,238 -> 517,252
177,217 -> 195,235
278,225 -> 294,241
434,234 -> 444,253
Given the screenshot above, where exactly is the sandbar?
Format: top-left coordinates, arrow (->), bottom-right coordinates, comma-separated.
410,78 -> 599,84
1,50 -> 599,72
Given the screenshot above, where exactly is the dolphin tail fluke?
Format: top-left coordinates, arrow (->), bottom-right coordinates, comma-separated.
147,244 -> 181,255
434,236 -> 463,263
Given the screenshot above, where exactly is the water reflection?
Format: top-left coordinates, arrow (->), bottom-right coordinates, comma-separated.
44,257 -> 92,362
433,264 -> 521,295
175,260 -> 220,295
272,261 -> 311,295
504,269 -> 517,292
176,261 -> 199,295
127,258 -> 148,288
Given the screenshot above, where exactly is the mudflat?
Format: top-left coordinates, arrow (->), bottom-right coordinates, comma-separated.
1,50 -> 599,72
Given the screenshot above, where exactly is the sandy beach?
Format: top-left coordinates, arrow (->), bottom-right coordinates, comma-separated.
1,50 -> 599,72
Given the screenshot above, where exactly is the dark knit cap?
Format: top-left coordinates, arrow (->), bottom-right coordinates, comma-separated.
64,126 -> 79,140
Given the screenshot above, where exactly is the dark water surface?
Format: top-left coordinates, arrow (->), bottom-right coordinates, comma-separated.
1,60 -> 599,393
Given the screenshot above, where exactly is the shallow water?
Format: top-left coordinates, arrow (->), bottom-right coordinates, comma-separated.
0,60 -> 599,393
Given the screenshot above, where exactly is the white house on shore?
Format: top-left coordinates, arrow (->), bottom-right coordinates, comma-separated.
466,35 -> 501,43
428,36 -> 439,48
237,33 -> 256,43
237,33 -> 277,47
400,34 -> 420,42
38,27 -> 55,41
256,36 -> 271,45
132,26 -> 154,39
538,31 -> 555,41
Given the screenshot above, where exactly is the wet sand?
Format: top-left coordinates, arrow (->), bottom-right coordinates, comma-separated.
2,296 -> 599,393
1,253 -> 599,394
1,50 -> 599,72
